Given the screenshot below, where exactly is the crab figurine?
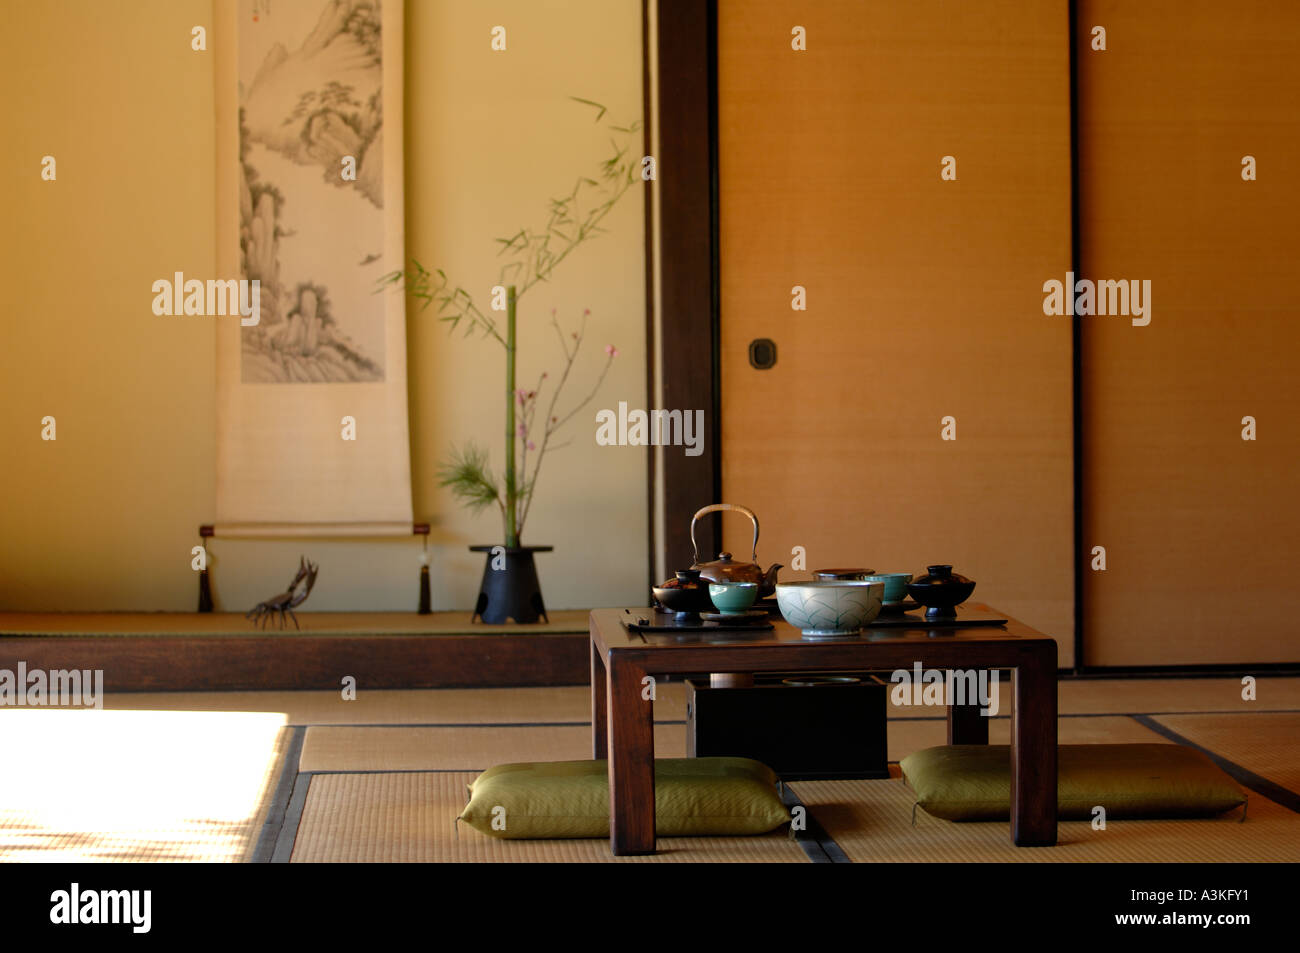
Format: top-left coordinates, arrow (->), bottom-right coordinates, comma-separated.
246,556 -> 319,629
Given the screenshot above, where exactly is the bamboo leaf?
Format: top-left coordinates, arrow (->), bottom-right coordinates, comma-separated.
569,96 -> 607,121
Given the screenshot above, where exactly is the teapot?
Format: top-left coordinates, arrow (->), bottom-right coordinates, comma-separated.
689,503 -> 783,597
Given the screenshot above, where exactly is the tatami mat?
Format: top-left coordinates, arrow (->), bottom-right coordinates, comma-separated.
96,677 -> 1300,731
1057,677 -> 1300,715
288,771 -> 807,863
884,715 -> 1173,763
886,676 -> 1300,719
298,716 -> 1170,779
300,723 -> 688,772
299,712 -> 1175,774
790,777 -> 1298,863
12,679 -> 1298,863
0,710 -> 290,863
103,683 -> 688,725
1150,712 -> 1300,793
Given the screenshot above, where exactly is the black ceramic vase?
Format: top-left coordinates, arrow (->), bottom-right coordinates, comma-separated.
907,564 -> 976,621
469,545 -> 553,624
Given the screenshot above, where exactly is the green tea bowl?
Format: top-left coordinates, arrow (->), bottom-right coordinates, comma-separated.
861,572 -> 913,604
708,581 -> 759,615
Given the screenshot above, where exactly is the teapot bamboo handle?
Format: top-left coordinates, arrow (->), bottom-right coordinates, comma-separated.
690,503 -> 759,564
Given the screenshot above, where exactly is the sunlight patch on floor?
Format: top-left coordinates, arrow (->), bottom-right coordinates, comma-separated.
0,709 -> 287,862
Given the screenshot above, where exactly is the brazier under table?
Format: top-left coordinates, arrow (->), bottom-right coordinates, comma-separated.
588,605 -> 1058,855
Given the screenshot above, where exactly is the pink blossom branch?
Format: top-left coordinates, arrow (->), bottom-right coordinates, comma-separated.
517,309 -> 613,537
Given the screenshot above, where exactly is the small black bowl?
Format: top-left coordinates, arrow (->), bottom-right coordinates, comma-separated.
907,564 -> 976,621
652,570 -> 713,620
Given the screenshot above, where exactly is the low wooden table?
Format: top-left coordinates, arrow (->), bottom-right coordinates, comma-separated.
589,605 -> 1058,855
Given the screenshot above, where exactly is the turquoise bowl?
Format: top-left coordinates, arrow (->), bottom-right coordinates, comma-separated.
861,572 -> 913,603
708,581 -> 759,614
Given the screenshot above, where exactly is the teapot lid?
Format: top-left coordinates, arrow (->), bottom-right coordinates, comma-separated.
695,552 -> 749,570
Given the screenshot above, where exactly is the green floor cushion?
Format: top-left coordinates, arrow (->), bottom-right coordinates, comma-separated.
458,757 -> 790,839
901,744 -> 1248,822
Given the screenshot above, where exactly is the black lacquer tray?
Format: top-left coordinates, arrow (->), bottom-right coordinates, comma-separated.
622,608 -> 774,635
865,605 -> 1007,628
623,605 -> 1004,634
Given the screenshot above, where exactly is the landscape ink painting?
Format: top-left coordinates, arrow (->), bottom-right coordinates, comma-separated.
238,0 -> 386,383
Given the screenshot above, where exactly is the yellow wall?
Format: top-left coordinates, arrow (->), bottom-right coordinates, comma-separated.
0,0 -> 647,612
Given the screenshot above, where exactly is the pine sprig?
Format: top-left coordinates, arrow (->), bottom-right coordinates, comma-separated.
436,444 -> 502,514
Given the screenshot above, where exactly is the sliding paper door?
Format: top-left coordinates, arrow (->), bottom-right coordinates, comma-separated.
1078,0 -> 1300,664
717,0 -> 1076,661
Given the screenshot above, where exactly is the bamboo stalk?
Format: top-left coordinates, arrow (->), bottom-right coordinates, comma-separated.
504,285 -> 519,547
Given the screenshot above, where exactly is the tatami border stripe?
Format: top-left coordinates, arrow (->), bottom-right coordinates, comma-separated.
778,785 -> 830,863
1131,714 -> 1300,814
779,784 -> 848,863
271,771 -> 313,863
250,725 -> 305,863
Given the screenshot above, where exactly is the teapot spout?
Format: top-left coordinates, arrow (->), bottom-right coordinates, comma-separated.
761,564 -> 783,596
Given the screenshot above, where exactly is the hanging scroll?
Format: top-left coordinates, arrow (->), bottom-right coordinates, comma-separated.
213,0 -> 412,534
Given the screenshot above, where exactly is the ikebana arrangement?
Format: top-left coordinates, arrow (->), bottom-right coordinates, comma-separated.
382,98 -> 642,622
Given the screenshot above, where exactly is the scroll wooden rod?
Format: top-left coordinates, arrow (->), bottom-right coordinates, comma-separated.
198,523 -> 430,538
195,523 -> 433,614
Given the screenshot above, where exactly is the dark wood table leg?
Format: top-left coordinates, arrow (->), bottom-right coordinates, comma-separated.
1011,645 -> 1058,846
607,659 -> 656,855
946,668 -> 990,744
590,637 -> 607,759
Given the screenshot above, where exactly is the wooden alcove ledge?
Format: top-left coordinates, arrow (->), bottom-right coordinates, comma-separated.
0,610 -> 591,691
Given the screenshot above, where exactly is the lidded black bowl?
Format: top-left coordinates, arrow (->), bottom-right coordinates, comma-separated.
652,569 -> 713,619
906,565 -> 976,620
